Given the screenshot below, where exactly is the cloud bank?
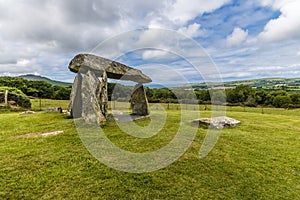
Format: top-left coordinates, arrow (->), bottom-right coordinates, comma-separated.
0,0 -> 299,83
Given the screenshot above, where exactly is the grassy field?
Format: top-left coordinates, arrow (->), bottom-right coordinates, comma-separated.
0,100 -> 299,199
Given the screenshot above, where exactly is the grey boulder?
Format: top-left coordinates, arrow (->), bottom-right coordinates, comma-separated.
192,116 -> 241,129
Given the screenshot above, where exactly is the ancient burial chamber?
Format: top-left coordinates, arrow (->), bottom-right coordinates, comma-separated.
68,53 -> 152,124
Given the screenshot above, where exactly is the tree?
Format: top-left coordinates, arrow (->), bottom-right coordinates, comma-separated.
195,90 -> 210,103
226,85 -> 254,104
27,80 -> 54,98
290,93 -> 300,105
53,86 -> 72,100
26,87 -> 39,97
210,89 -> 226,105
0,86 -> 31,108
254,90 -> 268,105
265,90 -> 287,106
272,95 -> 291,108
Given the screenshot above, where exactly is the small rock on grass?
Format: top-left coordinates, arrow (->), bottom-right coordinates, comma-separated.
192,116 -> 241,129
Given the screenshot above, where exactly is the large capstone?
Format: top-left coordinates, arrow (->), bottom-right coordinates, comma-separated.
130,84 -> 150,116
69,54 -> 152,84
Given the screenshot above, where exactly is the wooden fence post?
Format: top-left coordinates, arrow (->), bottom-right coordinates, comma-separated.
4,90 -> 8,107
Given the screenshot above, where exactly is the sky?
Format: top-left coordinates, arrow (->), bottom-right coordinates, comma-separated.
0,0 -> 300,85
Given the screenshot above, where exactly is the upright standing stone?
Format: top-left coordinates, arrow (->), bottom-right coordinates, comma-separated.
81,70 -> 106,124
100,71 -> 108,117
95,71 -> 108,118
69,73 -> 82,118
130,84 -> 150,116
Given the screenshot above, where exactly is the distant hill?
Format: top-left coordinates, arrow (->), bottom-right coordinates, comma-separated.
225,78 -> 300,90
18,74 -> 72,87
180,77 -> 300,91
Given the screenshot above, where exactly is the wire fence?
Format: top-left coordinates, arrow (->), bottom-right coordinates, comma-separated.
28,99 -> 300,117
110,101 -> 300,116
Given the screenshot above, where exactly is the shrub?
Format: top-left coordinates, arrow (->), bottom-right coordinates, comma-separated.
0,86 -> 31,108
272,95 -> 291,108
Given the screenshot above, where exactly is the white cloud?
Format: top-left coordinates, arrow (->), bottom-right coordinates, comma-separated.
136,28 -> 179,48
142,50 -> 168,60
0,0 -> 170,80
210,38 -> 300,81
259,0 -> 290,9
16,59 -> 31,67
259,0 -> 300,42
142,50 -> 177,61
0,0 -> 299,83
138,64 -> 189,85
165,0 -> 230,25
177,23 -> 205,38
226,27 -> 248,47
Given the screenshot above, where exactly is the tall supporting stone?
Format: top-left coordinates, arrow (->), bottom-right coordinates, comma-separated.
81,70 -> 106,124
69,73 -> 82,118
130,84 -> 150,116
100,71 -> 108,117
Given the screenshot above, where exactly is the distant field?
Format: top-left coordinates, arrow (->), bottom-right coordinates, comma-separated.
30,99 -> 300,116
31,99 -> 70,111
185,77 -> 300,90
0,100 -> 299,199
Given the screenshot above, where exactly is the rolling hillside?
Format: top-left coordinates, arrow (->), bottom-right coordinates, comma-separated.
18,74 -> 72,87
183,78 -> 300,90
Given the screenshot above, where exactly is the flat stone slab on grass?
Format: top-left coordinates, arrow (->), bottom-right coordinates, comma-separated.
192,116 -> 241,129
20,111 -> 36,115
15,130 -> 64,138
109,113 -> 150,122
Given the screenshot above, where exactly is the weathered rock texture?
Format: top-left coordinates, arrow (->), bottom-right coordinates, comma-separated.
81,70 -> 106,124
69,54 -> 152,83
99,71 -> 108,118
192,116 -> 241,129
130,84 -> 150,116
68,54 -> 151,125
69,73 -> 82,118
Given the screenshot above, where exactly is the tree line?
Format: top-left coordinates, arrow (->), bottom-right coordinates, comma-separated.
0,76 -> 71,100
0,86 -> 31,108
226,85 -> 300,108
146,85 -> 300,108
1,76 -> 300,108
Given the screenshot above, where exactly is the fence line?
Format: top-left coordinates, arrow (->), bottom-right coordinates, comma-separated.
108,101 -> 300,116
28,99 -> 300,117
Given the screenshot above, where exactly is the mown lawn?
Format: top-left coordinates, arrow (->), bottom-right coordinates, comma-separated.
0,101 -> 299,199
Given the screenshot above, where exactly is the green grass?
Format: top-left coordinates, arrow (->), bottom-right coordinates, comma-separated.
30,99 -> 70,111
0,101 -> 299,199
